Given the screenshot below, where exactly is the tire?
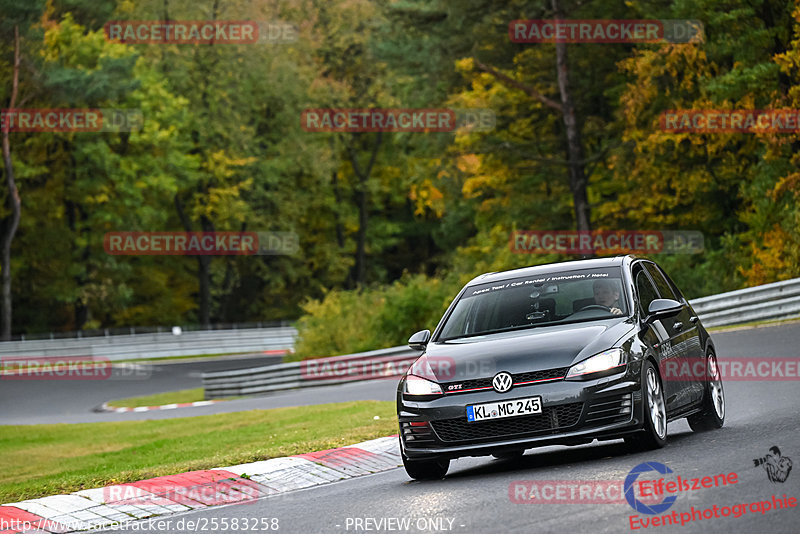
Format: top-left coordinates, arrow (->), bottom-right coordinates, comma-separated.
492,449 -> 525,460
402,453 -> 449,480
687,351 -> 725,432
625,359 -> 667,451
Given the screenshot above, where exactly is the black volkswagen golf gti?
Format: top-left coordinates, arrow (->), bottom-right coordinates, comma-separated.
397,256 -> 725,479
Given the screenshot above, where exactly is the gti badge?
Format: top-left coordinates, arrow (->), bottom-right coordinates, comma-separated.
492,371 -> 513,393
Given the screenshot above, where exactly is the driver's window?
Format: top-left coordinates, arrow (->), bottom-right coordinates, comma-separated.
645,263 -> 678,301
634,269 -> 659,317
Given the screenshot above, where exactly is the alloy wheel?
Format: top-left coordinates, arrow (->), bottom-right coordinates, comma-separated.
646,366 -> 667,439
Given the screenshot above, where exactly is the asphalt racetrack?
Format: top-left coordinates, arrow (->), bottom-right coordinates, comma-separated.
85,322 -> 800,534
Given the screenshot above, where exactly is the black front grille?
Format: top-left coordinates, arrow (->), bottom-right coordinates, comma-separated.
446,377 -> 492,391
430,402 -> 583,442
584,393 -> 633,427
442,366 -> 569,393
514,367 -> 570,383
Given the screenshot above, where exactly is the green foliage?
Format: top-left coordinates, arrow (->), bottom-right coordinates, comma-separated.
291,273 -> 460,359
2,0 -> 800,342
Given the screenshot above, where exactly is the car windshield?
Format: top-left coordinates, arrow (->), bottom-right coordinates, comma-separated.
438,268 -> 627,341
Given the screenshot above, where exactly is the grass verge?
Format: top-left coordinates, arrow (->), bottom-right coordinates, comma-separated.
0,401 -> 396,504
106,388 -> 207,408
112,351 -> 289,365
707,316 -> 800,333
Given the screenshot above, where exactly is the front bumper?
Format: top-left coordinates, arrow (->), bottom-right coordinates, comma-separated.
397,371 -> 643,460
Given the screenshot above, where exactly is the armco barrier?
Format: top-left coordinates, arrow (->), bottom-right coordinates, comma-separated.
688,277 -> 800,327
0,326 -> 297,361
202,346 -> 421,399
203,277 -> 800,398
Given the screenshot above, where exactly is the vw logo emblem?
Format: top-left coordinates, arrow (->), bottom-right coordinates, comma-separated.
492,372 -> 513,393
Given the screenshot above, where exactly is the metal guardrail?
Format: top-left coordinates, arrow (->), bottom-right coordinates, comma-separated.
8,321 -> 292,342
203,277 -> 800,398
203,346 -> 420,399
689,277 -> 800,327
0,327 -> 298,361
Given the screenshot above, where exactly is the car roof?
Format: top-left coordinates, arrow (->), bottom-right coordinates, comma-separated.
467,255 -> 634,286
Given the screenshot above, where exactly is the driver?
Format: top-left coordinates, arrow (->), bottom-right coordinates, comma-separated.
593,279 -> 623,315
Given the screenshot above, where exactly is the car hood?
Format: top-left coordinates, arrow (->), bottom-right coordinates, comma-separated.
418,319 -> 634,382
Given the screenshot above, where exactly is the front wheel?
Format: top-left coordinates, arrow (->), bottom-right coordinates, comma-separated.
687,352 -> 725,432
626,360 -> 667,451
402,453 -> 449,480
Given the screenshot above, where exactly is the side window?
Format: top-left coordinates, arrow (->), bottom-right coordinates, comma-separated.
634,268 -> 659,317
660,267 -> 688,303
645,263 -> 678,301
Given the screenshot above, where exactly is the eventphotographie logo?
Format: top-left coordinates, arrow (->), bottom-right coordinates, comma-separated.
624,462 -> 679,515
754,446 -> 793,483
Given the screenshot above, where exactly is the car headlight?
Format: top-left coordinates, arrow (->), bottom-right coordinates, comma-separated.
566,348 -> 627,379
403,374 -> 443,396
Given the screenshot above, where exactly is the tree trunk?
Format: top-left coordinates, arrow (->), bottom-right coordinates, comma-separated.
66,198 -> 90,330
1,26 -> 22,340
552,0 -> 591,233
175,193 -> 212,328
347,131 -> 382,287
355,172 -> 367,287
331,170 -> 345,248
197,251 -> 211,327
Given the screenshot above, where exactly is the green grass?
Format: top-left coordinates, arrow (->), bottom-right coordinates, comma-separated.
112,351 -> 289,365
0,352 -> 290,374
0,401 -> 397,504
106,388 -> 208,408
707,316 -> 800,333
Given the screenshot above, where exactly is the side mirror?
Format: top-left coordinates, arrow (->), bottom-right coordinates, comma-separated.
645,299 -> 682,323
408,329 -> 431,351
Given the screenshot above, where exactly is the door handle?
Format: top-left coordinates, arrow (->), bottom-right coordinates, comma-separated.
673,322 -> 683,331
689,316 -> 699,324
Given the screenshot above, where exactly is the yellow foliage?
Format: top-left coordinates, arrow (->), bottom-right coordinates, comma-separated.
738,225 -> 798,285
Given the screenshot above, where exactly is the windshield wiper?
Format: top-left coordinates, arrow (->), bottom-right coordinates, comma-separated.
439,314 -> 627,341
440,322 -> 551,341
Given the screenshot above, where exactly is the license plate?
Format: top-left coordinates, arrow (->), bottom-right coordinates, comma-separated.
466,396 -> 542,422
